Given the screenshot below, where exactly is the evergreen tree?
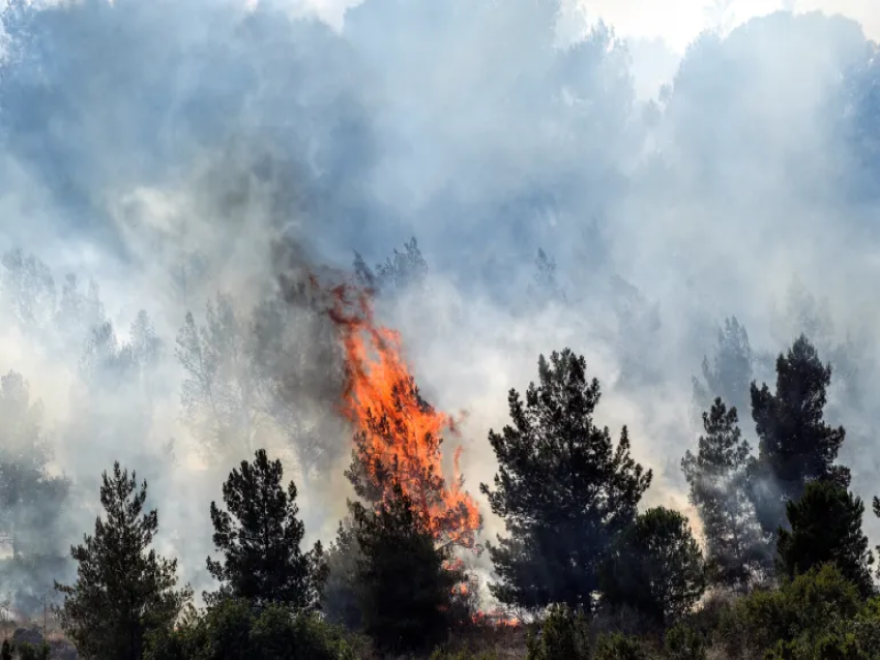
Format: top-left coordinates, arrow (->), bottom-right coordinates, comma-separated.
351,486 -> 460,655
353,236 -> 428,297
777,481 -> 873,598
599,507 -> 706,625
692,317 -> 753,418
0,371 -> 72,614
750,335 -> 848,534
681,398 -> 770,589
54,463 -> 190,660
206,448 -> 327,610
321,518 -> 362,630
481,349 -> 652,612
525,604 -> 591,660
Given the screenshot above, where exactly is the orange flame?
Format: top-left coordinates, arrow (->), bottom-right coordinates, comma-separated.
323,279 -> 481,550
318,275 -> 518,627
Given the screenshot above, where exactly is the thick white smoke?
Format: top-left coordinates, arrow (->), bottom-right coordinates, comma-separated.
0,0 -> 879,607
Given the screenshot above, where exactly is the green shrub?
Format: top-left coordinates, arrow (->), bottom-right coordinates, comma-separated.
763,632 -> 869,660
526,603 -> 590,660
593,632 -> 648,660
144,598 -> 355,660
664,622 -> 706,660
717,563 -> 862,657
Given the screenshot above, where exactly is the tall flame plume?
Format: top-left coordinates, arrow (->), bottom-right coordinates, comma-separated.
322,279 -> 481,550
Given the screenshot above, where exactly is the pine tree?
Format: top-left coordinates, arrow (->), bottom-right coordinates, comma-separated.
777,481 -> 873,598
351,485 -> 460,655
321,518 -> 362,630
750,335 -> 848,534
54,463 -> 190,660
692,317 -> 753,418
481,349 -> 652,612
681,398 -> 770,589
599,507 -> 706,625
0,371 -> 72,614
206,449 -> 326,610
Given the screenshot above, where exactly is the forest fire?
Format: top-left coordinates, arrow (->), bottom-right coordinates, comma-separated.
318,276 -> 522,628
322,279 -> 481,551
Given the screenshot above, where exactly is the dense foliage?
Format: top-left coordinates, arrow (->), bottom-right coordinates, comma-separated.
481,349 -> 652,612
206,449 -> 327,610
54,463 -> 191,660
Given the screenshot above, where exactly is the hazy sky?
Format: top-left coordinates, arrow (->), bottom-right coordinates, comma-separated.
303,0 -> 880,50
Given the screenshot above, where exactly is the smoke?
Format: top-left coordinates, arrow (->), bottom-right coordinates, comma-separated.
1,0 -> 880,609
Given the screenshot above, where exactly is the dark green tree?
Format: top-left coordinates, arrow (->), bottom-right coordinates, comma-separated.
321,518 -> 362,630
481,349 -> 652,612
599,507 -> 706,625
54,462 -> 190,660
206,448 -> 326,610
692,317 -> 753,418
681,398 -> 769,589
750,335 -> 848,534
777,481 -> 873,598
351,485 -> 461,655
525,604 -> 590,660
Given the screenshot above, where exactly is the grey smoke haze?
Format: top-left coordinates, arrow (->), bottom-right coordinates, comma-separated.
1,0 -> 880,606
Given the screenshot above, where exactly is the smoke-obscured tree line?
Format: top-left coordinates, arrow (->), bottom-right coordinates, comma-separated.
2,0 -> 880,655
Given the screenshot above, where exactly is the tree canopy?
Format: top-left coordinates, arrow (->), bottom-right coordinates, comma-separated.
206,449 -> 326,610
750,335 -> 848,533
777,481 -> 874,598
481,348 -> 652,612
54,463 -> 190,660
599,507 -> 706,625
682,398 -> 769,589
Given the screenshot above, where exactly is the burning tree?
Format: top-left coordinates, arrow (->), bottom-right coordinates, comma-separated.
325,280 -> 482,552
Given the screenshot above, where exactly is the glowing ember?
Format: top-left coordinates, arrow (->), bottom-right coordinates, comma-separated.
322,278 -> 481,551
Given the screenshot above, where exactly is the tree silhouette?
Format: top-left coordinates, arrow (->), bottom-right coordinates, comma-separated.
481,349 -> 652,612
206,449 -> 326,610
682,398 -> 770,589
54,463 -> 190,660
599,507 -> 706,625
777,481 -> 873,598
750,335 -> 848,534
